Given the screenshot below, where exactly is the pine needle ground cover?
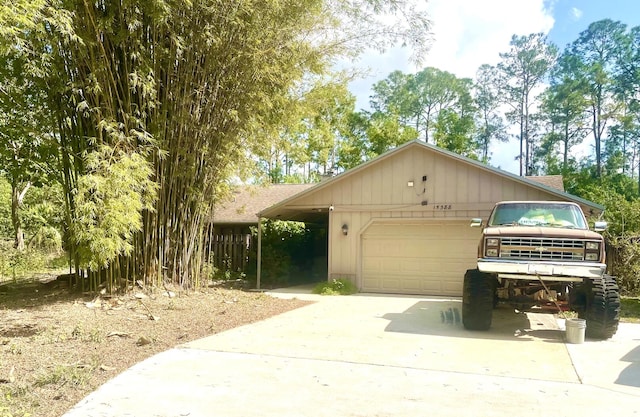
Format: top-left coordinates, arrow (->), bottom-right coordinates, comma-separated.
0,277 -> 310,417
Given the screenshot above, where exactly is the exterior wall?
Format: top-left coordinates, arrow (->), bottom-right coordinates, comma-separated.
292,147 -> 568,284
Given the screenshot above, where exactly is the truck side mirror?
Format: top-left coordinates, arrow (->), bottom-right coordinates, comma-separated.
594,221 -> 607,232
470,218 -> 483,227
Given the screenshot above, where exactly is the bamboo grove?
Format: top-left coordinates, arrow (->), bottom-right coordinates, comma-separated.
0,0 -> 430,290
47,0 -> 328,290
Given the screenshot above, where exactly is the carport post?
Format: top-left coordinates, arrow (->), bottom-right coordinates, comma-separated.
256,216 -> 262,290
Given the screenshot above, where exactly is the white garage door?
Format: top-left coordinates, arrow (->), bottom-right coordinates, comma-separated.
361,221 -> 480,296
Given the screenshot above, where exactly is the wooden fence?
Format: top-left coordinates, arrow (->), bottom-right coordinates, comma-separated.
208,233 -> 251,272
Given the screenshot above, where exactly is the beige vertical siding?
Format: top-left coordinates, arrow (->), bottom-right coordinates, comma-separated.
279,145 -> 572,287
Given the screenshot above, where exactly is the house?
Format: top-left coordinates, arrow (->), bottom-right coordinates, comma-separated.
258,140 -> 603,296
212,183 -> 314,234
525,175 -> 565,192
210,184 -> 314,272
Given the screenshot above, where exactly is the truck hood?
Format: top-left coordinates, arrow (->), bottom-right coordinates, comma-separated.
484,226 -> 603,240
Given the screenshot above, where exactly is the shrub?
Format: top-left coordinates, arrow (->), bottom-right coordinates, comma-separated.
48,252 -> 70,270
201,258 -> 246,285
620,297 -> 640,322
29,226 -> 63,253
0,179 -> 11,238
247,220 -> 310,287
0,240 -> 69,281
312,278 -> 357,295
201,260 -> 216,281
607,237 -> 640,296
0,244 -> 46,281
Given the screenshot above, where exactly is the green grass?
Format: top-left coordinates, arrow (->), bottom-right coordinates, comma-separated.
33,364 -> 93,388
621,297 -> 640,323
1,386 -> 34,417
312,278 -> 357,295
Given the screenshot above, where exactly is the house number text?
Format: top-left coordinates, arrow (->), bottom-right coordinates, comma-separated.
434,204 -> 452,210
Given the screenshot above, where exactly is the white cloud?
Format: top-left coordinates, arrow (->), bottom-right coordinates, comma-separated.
570,7 -> 583,21
424,0 -> 555,78
348,0 -> 556,173
351,0 -> 555,104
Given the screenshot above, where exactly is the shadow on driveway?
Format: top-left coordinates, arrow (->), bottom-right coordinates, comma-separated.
616,344 -> 640,388
381,299 -> 565,343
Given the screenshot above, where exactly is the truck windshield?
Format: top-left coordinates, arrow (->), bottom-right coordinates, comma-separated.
488,203 -> 588,229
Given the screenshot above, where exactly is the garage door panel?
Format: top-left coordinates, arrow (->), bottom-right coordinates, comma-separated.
370,275 -> 436,293
384,277 -> 422,292
400,259 -> 423,273
362,259 -> 381,273
442,280 -> 463,294
381,258 -> 400,270
361,221 -> 479,296
365,277 -> 382,287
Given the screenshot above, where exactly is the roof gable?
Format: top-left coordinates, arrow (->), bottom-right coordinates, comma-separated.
260,140 -> 603,218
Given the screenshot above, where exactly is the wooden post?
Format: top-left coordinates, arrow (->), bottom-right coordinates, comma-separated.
257,217 -> 262,290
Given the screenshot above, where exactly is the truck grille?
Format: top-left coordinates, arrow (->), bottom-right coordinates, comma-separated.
499,238 -> 584,261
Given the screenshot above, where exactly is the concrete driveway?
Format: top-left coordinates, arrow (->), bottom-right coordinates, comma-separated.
65,288 -> 640,417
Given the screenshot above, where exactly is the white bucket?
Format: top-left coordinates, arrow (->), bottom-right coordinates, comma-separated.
565,318 -> 586,344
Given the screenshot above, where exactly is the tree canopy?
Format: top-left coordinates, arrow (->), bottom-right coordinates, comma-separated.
0,0 -> 431,288
3,5 -> 640,293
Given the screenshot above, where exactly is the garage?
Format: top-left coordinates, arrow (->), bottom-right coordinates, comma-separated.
361,221 -> 480,295
258,140 -> 602,296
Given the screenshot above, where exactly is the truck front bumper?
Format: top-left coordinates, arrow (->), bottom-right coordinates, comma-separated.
477,259 -> 606,281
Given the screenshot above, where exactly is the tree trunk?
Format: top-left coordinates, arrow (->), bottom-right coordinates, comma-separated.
563,119 -> 569,170
483,112 -> 489,161
519,107 -> 525,177
11,181 -> 31,251
593,92 -> 602,178
593,107 -> 601,178
524,95 -> 530,176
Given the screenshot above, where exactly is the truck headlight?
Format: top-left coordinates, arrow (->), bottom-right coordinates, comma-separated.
486,238 -> 499,247
585,241 -> 600,251
585,253 -> 599,261
486,248 -> 499,257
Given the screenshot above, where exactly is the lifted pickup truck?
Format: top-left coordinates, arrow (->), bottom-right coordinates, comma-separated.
463,201 -> 620,339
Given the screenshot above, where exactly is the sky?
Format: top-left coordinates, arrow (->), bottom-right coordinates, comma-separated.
349,0 -> 640,174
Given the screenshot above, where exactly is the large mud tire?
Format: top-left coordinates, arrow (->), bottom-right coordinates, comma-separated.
583,275 -> 620,340
462,269 -> 494,330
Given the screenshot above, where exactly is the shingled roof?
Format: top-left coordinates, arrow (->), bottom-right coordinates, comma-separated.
525,175 -> 564,192
214,174 -> 567,225
212,184 -> 314,224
